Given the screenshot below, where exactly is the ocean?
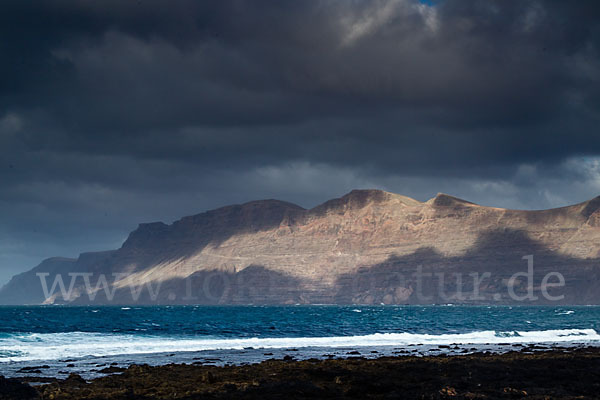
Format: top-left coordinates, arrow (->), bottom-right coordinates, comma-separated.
1,305 -> 599,379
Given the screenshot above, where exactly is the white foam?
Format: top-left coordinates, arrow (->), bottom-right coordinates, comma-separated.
1,329 -> 598,363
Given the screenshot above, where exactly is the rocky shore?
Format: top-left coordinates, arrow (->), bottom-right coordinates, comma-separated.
1,347 -> 599,399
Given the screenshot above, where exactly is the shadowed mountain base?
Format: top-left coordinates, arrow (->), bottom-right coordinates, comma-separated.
5,228 -> 598,305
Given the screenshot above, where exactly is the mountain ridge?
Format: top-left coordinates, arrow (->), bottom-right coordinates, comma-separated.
2,189 -> 600,305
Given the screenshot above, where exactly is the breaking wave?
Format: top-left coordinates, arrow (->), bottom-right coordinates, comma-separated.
1,329 -> 599,362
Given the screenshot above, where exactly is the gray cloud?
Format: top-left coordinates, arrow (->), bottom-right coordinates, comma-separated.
1,0 -> 600,284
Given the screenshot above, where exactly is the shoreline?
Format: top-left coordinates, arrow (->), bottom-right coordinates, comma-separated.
4,346 -> 600,399
2,340 -> 597,382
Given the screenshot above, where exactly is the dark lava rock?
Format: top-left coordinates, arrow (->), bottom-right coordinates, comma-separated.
16,366 -> 49,373
33,348 -> 600,400
0,376 -> 39,400
63,373 -> 86,386
98,366 -> 126,374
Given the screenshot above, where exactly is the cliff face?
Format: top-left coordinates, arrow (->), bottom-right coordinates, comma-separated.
2,189 -> 600,305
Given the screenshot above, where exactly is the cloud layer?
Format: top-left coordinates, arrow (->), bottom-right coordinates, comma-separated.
1,0 -> 600,283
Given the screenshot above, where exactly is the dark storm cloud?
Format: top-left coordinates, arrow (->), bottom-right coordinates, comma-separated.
2,0 -> 600,283
3,0 -> 600,167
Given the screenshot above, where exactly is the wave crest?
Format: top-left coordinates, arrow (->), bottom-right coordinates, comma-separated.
1,329 -> 598,362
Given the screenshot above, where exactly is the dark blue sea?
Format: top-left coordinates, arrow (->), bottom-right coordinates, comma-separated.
1,305 -> 599,378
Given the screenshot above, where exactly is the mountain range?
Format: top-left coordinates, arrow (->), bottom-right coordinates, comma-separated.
1,189 -> 600,305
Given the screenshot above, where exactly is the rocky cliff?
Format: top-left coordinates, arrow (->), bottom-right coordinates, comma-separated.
2,189 -> 600,305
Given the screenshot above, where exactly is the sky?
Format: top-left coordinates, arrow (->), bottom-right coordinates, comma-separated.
1,0 -> 600,284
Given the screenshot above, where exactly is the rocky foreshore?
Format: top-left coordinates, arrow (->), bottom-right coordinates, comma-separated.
2,347 -> 600,399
